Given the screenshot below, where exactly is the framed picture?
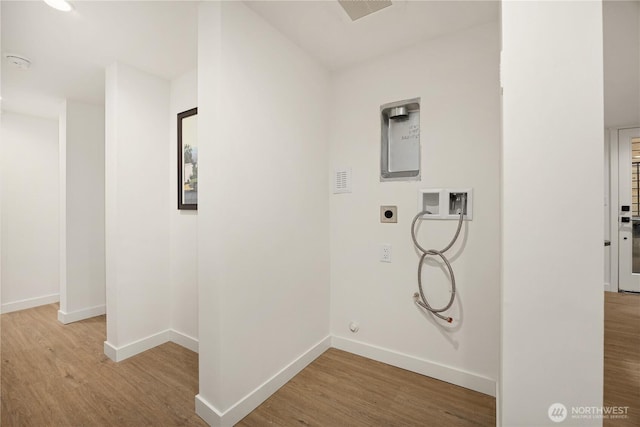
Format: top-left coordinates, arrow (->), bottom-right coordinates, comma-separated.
178,108 -> 198,210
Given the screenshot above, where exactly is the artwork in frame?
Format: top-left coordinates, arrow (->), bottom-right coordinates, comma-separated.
178,108 -> 198,210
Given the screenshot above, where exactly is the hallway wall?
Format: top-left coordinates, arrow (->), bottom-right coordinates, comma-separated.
0,112 -> 60,312
169,68 -> 198,346
104,62 -> 171,357
197,2 -> 330,423
501,1 -> 604,424
58,100 -> 106,323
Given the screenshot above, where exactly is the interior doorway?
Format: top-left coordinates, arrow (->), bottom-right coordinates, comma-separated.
615,127 -> 640,292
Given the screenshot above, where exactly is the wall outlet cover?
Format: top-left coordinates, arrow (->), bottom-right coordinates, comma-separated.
380,244 -> 392,262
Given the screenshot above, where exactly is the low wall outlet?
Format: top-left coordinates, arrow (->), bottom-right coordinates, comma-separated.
380,205 -> 397,223
380,244 -> 392,262
349,322 -> 360,333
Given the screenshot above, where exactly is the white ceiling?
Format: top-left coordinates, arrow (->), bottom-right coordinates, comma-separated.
5,1 -> 636,128
1,0 -> 500,119
1,1 -> 198,119
1,0 -> 500,120
244,0 -> 499,71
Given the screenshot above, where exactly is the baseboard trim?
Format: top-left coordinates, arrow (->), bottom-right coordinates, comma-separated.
1,293 -> 60,314
169,329 -> 199,353
195,335 -> 331,427
103,340 -> 119,361
104,329 -> 199,362
331,336 -> 496,397
58,304 -> 105,324
195,395 -> 223,427
104,330 -> 171,362
604,282 -> 613,292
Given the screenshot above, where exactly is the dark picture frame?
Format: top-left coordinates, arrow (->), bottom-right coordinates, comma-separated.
178,107 -> 198,210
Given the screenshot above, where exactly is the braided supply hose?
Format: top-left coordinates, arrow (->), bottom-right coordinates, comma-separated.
410,198 -> 465,323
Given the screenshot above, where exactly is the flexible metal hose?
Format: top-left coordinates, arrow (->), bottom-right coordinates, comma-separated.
410,200 -> 465,323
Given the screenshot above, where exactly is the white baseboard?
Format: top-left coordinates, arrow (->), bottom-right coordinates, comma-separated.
58,304 -> 105,324
169,329 -> 199,353
104,329 -> 170,362
104,328 -> 199,362
331,336 -> 496,397
104,330 -> 171,362
103,340 -> 119,361
104,331 -> 494,424
604,282 -> 614,292
195,335 -> 331,427
195,395 -> 223,427
1,293 -> 59,314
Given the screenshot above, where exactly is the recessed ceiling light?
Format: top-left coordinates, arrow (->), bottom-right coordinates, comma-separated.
4,54 -> 32,70
43,0 -> 73,12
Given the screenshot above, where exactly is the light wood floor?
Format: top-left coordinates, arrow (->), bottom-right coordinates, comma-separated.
604,292 -> 640,427
1,303 -> 494,426
2,294 -> 637,426
1,304 -> 207,426
237,348 -> 495,426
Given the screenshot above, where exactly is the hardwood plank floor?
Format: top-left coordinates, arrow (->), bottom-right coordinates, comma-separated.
2,303 -> 495,426
1,303 -> 207,427
239,293 -> 640,426
604,292 -> 640,427
2,293 -> 636,426
237,348 -> 496,426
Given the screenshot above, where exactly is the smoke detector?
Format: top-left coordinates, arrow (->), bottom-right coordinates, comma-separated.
4,54 -> 32,70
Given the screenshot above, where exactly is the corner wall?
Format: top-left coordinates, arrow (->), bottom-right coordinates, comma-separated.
170,68 -> 198,349
104,62 -> 171,359
0,112 -> 59,313
197,2 -> 330,424
58,100 -> 106,323
501,1 -> 604,425
329,22 -> 501,395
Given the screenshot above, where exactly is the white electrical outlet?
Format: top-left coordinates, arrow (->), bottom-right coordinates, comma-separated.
380,244 -> 392,262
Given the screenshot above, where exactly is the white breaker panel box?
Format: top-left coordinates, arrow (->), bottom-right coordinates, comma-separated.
417,188 -> 473,220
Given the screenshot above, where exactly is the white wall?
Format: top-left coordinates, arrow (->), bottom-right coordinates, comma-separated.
104,62 -> 171,357
0,112 -> 59,312
604,0 -> 640,128
58,100 -> 105,323
170,68 -> 198,343
501,2 -> 604,425
197,1 -> 223,412
329,22 -> 500,395
197,1 -> 330,423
